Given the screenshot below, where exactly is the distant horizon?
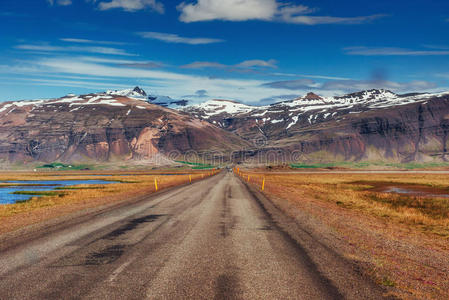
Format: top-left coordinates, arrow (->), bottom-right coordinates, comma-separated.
1,0 -> 449,104
5,86 -> 449,108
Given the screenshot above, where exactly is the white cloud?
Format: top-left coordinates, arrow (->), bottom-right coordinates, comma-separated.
2,77 -> 131,90
97,0 -> 164,13
272,73 -> 351,80
321,79 -> 437,92
177,0 -> 386,25
436,73 -> 449,80
181,59 -> 277,70
77,56 -> 163,68
236,59 -> 277,68
262,79 -> 317,90
423,45 -> 449,50
178,0 -> 277,22
60,38 -> 128,45
137,32 -> 224,45
58,0 -> 72,5
280,14 -> 385,25
15,44 -> 136,56
47,0 -> 72,5
2,56 -> 298,103
3,52 -> 442,104
264,78 -> 438,93
345,47 -> 449,56
181,61 -> 227,69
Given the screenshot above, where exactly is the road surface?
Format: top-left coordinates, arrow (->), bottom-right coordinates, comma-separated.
0,172 -> 388,299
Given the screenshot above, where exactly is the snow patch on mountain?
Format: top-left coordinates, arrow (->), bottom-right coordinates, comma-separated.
286,116 -> 299,129
183,99 -> 256,118
106,86 -> 147,100
0,87 -> 152,113
182,89 -> 446,128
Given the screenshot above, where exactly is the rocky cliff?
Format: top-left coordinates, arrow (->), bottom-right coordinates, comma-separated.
183,90 -> 449,163
0,89 -> 249,164
1,87 -> 448,165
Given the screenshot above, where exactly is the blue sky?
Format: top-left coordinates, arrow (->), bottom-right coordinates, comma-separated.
1,0 -> 449,104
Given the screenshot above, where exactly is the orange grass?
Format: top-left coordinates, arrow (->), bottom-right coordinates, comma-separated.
237,170 -> 449,299
0,171 -> 217,235
239,171 -> 449,236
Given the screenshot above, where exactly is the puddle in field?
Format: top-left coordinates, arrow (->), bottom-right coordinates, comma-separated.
0,179 -> 119,205
381,187 -> 449,198
352,181 -> 449,198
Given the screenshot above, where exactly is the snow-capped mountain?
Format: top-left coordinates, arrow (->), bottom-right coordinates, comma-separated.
182,99 -> 256,124
181,89 -> 449,131
0,87 -> 248,164
180,89 -> 449,162
147,94 -> 189,108
106,86 -> 148,100
104,86 -> 189,107
1,87 -> 449,164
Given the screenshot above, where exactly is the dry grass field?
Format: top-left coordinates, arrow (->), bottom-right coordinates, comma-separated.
0,170 -> 216,235
237,170 -> 449,299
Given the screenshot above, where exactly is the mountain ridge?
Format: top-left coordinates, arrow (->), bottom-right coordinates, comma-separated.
181,89 -> 449,163
0,88 -> 250,165
1,87 -> 449,165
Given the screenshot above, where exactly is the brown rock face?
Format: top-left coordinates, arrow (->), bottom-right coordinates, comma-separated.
0,94 -> 249,163
183,91 -> 449,163
2,89 -> 449,164
304,92 -> 323,101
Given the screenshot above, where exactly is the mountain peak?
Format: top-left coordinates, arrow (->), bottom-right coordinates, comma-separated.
132,86 -> 147,96
335,89 -> 397,101
303,92 -> 322,101
366,89 -> 395,95
106,86 -> 147,99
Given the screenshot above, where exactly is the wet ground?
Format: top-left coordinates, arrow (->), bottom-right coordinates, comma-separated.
0,180 -> 118,204
352,181 -> 449,198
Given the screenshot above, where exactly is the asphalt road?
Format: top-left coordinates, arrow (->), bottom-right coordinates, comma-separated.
0,172 -> 388,299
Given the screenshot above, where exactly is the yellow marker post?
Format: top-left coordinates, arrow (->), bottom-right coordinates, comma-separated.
189,174 -> 192,183
247,175 -> 250,183
154,178 -> 158,191
261,177 -> 265,191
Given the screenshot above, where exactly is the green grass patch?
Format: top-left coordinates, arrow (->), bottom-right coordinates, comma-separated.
175,160 -> 216,170
383,162 -> 449,170
381,277 -> 396,287
36,162 -> 94,171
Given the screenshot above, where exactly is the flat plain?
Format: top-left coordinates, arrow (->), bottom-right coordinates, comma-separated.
0,170 -> 214,235
0,169 -> 447,299
238,170 -> 449,299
